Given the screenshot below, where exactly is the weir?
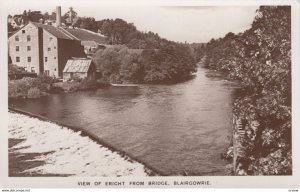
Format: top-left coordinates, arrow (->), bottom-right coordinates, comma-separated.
8,107 -> 165,176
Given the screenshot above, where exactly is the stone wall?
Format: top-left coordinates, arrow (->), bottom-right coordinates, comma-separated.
43,31 -> 59,77
8,23 -> 41,74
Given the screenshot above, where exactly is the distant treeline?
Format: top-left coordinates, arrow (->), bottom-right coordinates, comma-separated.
86,18 -> 201,83
204,6 -> 291,175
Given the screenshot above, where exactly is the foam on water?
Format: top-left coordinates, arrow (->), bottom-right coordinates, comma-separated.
8,112 -> 148,176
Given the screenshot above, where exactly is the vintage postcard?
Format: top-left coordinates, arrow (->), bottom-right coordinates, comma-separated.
0,0 -> 299,189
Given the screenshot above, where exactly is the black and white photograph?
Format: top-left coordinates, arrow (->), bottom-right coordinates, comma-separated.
0,0 -> 300,189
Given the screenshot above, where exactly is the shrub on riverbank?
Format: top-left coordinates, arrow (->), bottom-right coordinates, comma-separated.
27,87 -> 41,98
53,81 -> 81,92
8,75 -> 54,99
9,74 -> 105,99
52,77 -> 105,93
205,6 -> 291,175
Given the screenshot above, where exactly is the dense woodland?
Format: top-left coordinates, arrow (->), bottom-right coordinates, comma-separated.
204,6 -> 291,175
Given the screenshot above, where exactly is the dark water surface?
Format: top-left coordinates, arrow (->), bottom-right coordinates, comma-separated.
10,67 -> 239,176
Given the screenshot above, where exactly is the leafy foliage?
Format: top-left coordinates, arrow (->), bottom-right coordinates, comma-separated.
205,6 -> 291,175
8,75 -> 54,99
93,44 -> 196,84
74,17 -> 173,49
74,17 -> 99,32
27,87 -> 41,99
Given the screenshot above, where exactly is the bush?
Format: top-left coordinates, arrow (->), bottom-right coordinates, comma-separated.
37,74 -> 55,84
52,82 -> 80,92
8,75 -> 54,99
79,78 -> 99,89
52,78 -> 99,93
8,78 -> 35,99
27,87 -> 41,98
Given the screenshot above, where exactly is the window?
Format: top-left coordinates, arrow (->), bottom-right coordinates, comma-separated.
15,35 -> 19,41
45,70 -> 49,76
27,46 -> 31,51
45,57 -> 48,62
54,68 -> 56,71
31,67 -> 35,73
27,35 -> 31,41
48,47 -> 51,51
16,57 -> 20,62
54,56 -> 56,59
54,46 -> 56,49
16,46 -> 19,51
49,37 -> 53,41
27,57 -> 31,62
22,30 -> 25,34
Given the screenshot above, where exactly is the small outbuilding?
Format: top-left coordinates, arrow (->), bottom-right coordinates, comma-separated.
63,58 -> 96,81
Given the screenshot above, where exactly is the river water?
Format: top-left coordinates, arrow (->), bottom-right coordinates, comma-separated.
10,67 -> 239,176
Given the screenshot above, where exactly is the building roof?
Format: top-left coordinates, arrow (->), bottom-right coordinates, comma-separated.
31,22 -> 107,44
81,40 -> 100,47
31,22 -> 75,40
63,58 -> 93,73
63,28 -> 107,44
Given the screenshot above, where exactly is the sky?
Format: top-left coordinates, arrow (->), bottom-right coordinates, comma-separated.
5,3 -> 258,43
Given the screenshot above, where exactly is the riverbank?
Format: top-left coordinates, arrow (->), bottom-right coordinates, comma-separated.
8,74 -> 110,100
8,112 -> 153,176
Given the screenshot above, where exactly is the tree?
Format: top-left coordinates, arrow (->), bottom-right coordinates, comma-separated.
7,23 -> 14,34
73,17 -> 98,32
204,6 -> 291,175
20,10 -> 43,24
93,45 -> 126,83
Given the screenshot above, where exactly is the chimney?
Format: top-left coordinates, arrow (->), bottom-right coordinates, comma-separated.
56,6 -> 61,27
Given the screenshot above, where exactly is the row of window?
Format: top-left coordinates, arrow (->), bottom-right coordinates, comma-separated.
15,46 -> 56,51
15,29 -> 55,42
48,46 -> 57,51
43,69 -> 57,75
44,57 -> 57,61
16,46 -> 31,51
22,67 -> 56,73
16,57 -> 30,62
21,68 -> 56,74
15,56 -> 56,62
15,35 -> 30,42
23,66 -> 35,73
15,35 -> 55,42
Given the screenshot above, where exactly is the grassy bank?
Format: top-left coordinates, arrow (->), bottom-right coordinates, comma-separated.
8,112 -> 153,176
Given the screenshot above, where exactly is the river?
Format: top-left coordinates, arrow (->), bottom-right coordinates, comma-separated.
9,66 -> 239,176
